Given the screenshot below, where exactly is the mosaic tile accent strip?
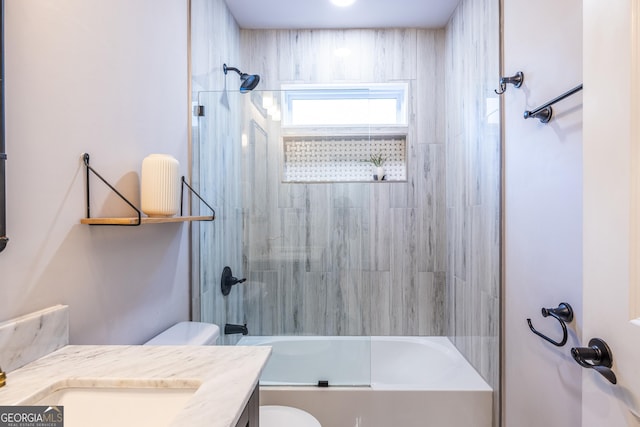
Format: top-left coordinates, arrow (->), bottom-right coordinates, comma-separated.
283,135 -> 407,182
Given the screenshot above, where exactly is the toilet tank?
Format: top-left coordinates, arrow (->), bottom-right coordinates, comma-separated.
144,321 -> 220,345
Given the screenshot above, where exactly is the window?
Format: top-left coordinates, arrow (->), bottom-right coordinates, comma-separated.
282,83 -> 408,127
279,83 -> 409,183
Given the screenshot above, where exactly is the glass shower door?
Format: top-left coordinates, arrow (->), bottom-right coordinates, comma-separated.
195,88 -> 372,387
238,336 -> 371,387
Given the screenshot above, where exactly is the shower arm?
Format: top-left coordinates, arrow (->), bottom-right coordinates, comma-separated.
223,64 -> 242,77
222,63 -> 260,93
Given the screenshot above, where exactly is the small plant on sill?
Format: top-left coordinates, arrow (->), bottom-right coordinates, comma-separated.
363,153 -> 387,181
363,153 -> 386,167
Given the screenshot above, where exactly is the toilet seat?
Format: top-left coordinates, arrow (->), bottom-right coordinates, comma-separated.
260,405 -> 321,427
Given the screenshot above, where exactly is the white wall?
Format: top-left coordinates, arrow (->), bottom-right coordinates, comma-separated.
583,0 -> 640,425
0,0 -> 190,344
503,0 -> 583,425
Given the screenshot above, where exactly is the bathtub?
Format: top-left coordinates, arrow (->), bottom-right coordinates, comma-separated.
238,336 -> 492,427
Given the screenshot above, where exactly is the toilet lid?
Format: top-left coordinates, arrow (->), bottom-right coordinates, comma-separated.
260,405 -> 321,427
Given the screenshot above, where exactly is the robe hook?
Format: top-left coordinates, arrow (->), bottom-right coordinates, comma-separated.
495,71 -> 524,95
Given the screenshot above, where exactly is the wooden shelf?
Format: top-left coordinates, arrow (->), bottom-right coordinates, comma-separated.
81,216 -> 214,225
81,153 -> 216,226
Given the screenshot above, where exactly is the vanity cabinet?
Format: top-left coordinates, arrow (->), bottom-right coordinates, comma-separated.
235,384 -> 259,427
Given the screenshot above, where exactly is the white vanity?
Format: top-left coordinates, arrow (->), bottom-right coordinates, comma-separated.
0,307 -> 270,427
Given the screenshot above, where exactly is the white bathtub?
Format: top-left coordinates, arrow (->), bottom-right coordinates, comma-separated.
238,336 -> 493,427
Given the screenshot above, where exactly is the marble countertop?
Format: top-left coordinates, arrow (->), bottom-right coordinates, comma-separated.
0,345 -> 271,427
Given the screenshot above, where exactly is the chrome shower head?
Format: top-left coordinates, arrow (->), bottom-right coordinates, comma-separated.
223,64 -> 260,93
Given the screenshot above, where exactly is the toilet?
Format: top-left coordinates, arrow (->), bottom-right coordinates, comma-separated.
145,322 -> 322,427
260,405 -> 321,427
144,321 -> 220,345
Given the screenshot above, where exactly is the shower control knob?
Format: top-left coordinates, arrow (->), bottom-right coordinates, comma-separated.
221,266 -> 246,296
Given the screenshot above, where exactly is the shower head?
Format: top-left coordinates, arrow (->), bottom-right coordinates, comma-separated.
223,64 -> 260,93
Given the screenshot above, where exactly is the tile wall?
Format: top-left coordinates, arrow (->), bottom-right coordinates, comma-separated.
191,0 -> 245,344
191,7 -> 500,416
444,0 -> 501,423
238,29 -> 448,336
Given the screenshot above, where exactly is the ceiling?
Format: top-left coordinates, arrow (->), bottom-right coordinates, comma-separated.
224,0 -> 461,30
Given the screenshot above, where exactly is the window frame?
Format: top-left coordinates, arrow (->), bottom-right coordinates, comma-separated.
281,82 -> 409,128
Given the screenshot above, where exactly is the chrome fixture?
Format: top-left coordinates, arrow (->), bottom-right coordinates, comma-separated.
223,64 -> 260,93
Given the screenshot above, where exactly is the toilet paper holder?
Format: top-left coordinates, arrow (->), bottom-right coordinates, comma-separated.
527,302 -> 574,347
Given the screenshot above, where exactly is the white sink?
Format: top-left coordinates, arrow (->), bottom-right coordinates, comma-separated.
23,379 -> 200,427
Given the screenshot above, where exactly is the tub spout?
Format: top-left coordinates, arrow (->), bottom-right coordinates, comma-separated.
224,323 -> 248,335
